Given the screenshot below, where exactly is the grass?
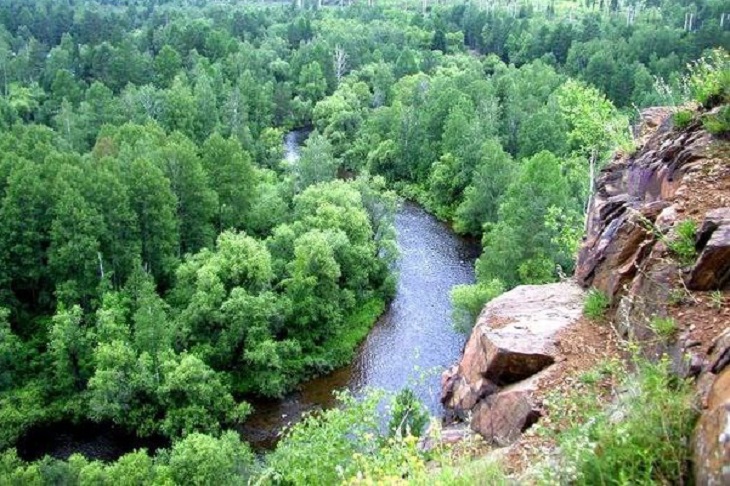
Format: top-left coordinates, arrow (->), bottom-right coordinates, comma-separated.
668,220 -> 698,267
711,290 -> 724,309
534,357 -> 698,485
583,288 -> 610,320
649,316 -> 678,340
703,105 -> 730,136
672,110 -> 694,130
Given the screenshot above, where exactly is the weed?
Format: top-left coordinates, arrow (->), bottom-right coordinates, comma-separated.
668,220 -> 698,266
538,357 -> 698,485
667,288 -> 689,306
583,288 -> 610,320
578,369 -> 602,385
710,290 -> 724,309
672,109 -> 694,129
650,316 -> 678,340
687,49 -> 730,108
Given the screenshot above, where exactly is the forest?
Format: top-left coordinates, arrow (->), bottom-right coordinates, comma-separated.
0,0 -> 728,483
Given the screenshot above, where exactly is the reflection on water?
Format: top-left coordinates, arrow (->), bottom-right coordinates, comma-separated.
241,201 -> 479,449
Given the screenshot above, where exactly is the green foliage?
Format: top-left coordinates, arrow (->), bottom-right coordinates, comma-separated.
541,358 -> 698,485
710,290 -> 724,309
268,389 -> 435,484
450,280 -> 505,333
702,105 -> 730,136
688,49 -> 730,108
649,316 -> 678,340
672,109 -> 694,130
668,220 -> 698,266
584,288 -> 610,320
268,390 -> 384,485
476,151 -> 576,288
168,431 -> 255,485
0,0 -> 724,480
388,388 -> 429,438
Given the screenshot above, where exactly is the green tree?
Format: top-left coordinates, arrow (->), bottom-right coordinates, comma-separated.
201,134 -> 256,232
294,131 -> 338,191
476,151 -> 574,288
153,133 -> 216,255
168,431 -> 254,485
48,305 -> 89,393
124,158 -> 179,285
454,139 -> 515,235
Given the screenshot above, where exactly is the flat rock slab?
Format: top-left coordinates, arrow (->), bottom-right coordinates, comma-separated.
442,282 -> 585,419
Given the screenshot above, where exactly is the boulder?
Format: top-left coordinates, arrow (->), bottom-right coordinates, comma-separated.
442,282 -> 583,426
687,209 -> 730,290
693,366 -> 730,486
470,387 -> 540,447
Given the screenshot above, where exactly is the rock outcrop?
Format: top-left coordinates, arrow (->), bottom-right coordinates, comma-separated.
694,329 -> 730,486
573,108 -> 730,484
442,107 -> 730,482
441,282 -> 584,445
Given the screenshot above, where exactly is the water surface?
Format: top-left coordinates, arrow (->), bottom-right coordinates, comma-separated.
241,131 -> 479,447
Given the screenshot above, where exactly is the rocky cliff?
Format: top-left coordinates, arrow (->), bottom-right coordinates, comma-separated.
441,107 -> 730,483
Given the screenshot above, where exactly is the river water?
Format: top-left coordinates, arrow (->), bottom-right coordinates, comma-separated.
239,130 -> 479,448
18,129 -> 478,459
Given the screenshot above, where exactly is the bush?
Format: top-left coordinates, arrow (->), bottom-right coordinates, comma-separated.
672,110 -> 693,129
583,288 -> 610,320
541,358 -> 698,485
388,388 -> 429,438
688,49 -> 730,108
668,220 -> 697,266
650,316 -> 678,340
702,105 -> 730,136
450,280 -> 505,333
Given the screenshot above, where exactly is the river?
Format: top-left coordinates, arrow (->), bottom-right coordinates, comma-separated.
18,129 -> 478,460
239,130 -> 479,448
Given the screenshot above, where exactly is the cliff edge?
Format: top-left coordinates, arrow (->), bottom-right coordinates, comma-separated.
440,107 -> 730,483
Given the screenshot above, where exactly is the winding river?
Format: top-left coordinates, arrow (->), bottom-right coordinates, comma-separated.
240,130 -> 479,448
19,130 -> 478,460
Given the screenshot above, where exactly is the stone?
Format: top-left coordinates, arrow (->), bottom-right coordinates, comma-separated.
418,424 -> 473,452
479,329 -> 555,385
695,208 -> 730,248
687,222 -> 730,290
442,283 -> 584,416
709,329 -> 730,375
470,388 -> 540,447
693,366 -> 730,486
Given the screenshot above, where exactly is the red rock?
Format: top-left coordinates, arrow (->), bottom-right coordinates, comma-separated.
470,389 -> 540,446
687,209 -> 730,290
693,366 -> 730,486
442,283 -> 583,423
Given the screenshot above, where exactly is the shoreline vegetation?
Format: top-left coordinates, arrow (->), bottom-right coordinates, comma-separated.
0,0 -> 727,483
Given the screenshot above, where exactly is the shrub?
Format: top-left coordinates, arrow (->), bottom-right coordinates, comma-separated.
650,316 -> 678,340
388,388 -> 429,438
542,358 -> 698,485
668,220 -> 697,266
583,288 -> 610,320
450,280 -> 505,333
672,110 -> 693,129
702,105 -> 730,136
688,49 -> 730,108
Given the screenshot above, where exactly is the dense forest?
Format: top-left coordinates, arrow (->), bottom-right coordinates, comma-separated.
0,0 -> 728,483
